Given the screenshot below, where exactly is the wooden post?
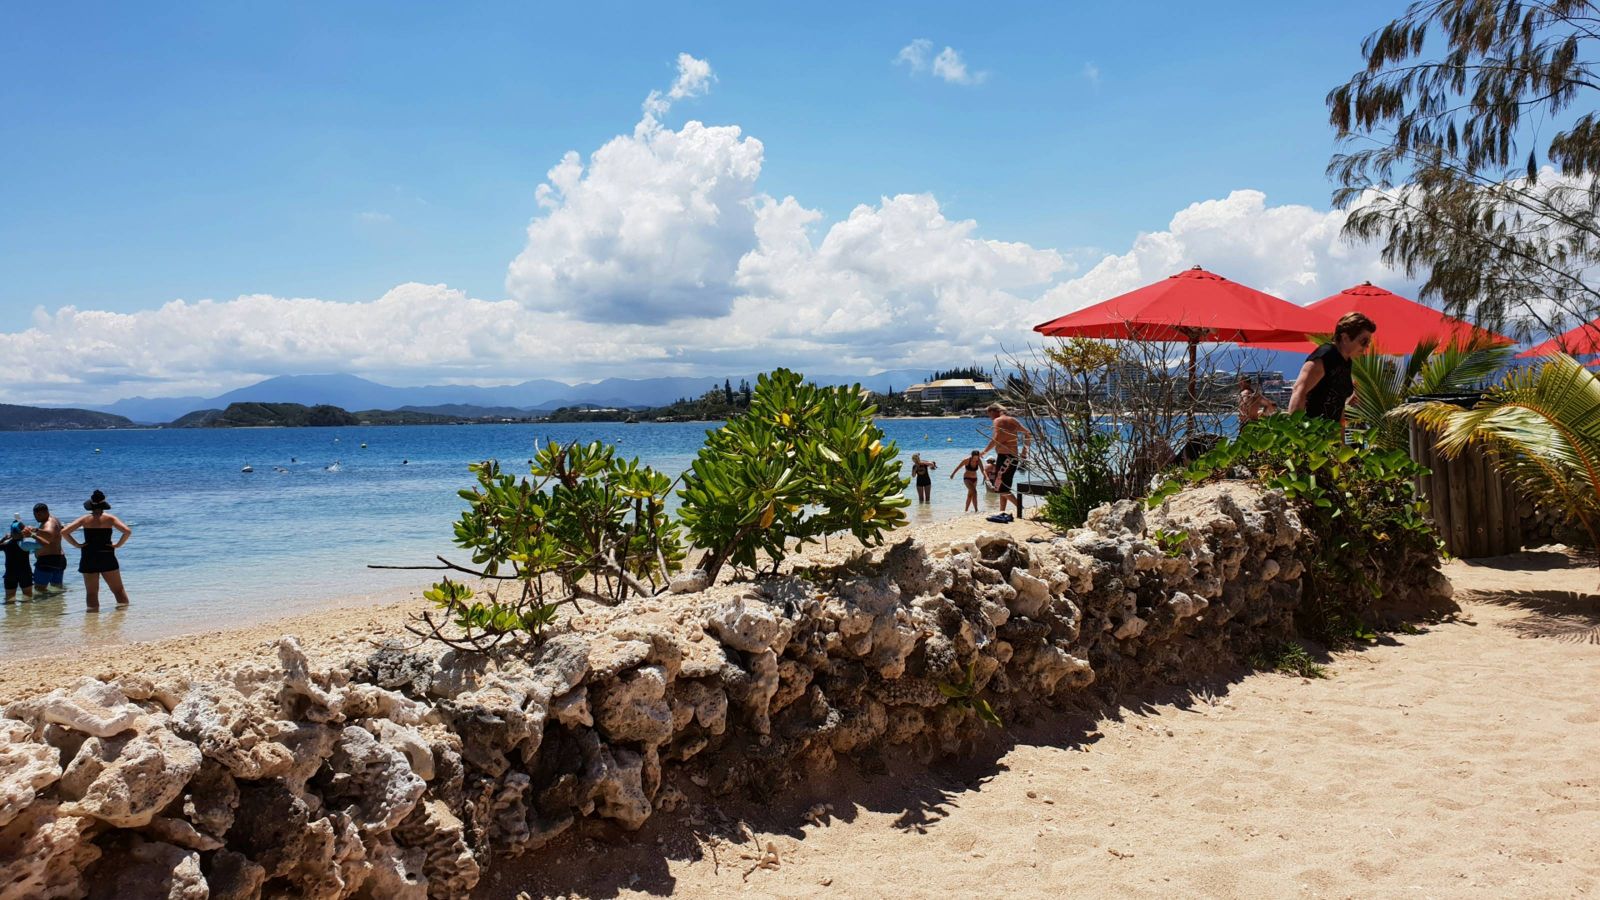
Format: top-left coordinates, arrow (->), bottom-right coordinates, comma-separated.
1468,446 -> 1491,558
1484,446 -> 1507,556
1446,443 -> 1471,556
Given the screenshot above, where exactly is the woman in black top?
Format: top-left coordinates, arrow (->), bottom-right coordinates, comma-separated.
1289,311 -> 1377,430
61,490 -> 132,610
950,449 -> 984,512
910,453 -> 937,503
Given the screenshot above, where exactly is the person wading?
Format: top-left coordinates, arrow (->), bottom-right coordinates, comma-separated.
1289,312 -> 1377,434
950,449 -> 984,513
61,490 -> 132,611
30,503 -> 67,594
980,402 -> 1032,519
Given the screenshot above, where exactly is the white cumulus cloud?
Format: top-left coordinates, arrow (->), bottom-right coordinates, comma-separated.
1034,189 -> 1411,323
508,55 -> 763,324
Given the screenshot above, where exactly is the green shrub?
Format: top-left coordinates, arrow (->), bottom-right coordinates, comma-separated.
1038,430 -> 1119,529
408,440 -> 684,654
1149,413 -> 1437,645
678,369 -> 910,581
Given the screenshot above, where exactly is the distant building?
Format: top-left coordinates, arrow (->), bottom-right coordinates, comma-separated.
903,379 -> 997,406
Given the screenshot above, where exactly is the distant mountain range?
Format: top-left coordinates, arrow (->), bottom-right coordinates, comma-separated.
89,370 -> 934,424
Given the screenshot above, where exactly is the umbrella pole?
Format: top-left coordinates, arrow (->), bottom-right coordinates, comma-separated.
1186,337 -> 1197,435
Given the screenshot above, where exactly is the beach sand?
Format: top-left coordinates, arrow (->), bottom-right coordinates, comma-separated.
3,522 -> 1595,898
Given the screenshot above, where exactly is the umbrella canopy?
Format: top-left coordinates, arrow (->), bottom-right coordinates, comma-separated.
1517,316 -> 1600,358
1033,265 -> 1328,343
1032,266 -> 1329,431
1241,282 -> 1512,354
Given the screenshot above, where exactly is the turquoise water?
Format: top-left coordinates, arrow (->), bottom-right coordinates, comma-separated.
0,418 -> 1017,656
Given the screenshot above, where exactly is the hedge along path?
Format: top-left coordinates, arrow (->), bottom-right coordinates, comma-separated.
0,482 -> 1451,899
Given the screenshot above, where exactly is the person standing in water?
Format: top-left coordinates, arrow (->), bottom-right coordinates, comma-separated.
950,449 -> 984,512
910,453 -> 937,503
61,490 -> 131,610
1,516 -> 33,602
30,503 -> 67,594
980,402 -> 1032,519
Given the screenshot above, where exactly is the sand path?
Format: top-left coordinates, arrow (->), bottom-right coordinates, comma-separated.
483,548 -> 1600,899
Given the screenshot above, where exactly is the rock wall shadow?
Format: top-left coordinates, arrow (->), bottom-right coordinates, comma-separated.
472,671 -> 1251,899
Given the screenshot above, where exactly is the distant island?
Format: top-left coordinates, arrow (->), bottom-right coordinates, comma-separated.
0,403 -> 133,431
166,402 -> 541,428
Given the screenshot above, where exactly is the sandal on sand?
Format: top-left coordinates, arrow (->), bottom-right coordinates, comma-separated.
986,513 -> 1014,523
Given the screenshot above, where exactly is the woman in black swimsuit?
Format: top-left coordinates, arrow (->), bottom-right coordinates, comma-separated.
950,449 -> 983,512
910,453 -> 937,503
61,490 -> 132,611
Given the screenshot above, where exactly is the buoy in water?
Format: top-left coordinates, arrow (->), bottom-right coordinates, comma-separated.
360,442 -> 367,449
94,448 -> 101,454
946,437 -> 954,442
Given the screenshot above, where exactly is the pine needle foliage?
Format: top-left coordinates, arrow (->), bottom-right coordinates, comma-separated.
1329,1 -> 1600,340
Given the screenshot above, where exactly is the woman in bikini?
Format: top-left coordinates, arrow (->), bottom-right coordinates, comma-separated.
61,490 -> 131,611
910,453 -> 937,503
950,449 -> 984,512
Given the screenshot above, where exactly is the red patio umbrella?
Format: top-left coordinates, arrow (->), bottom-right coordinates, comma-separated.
1517,316 -> 1600,358
1242,282 -> 1512,354
1032,266 -> 1330,424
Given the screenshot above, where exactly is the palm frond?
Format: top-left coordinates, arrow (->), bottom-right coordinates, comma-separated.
1413,354 -> 1600,547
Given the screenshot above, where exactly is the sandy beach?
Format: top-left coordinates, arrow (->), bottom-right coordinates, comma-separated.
4,519 -> 1594,898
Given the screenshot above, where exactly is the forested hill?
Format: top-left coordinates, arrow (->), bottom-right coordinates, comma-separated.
169,402 -> 362,428
0,403 -> 134,431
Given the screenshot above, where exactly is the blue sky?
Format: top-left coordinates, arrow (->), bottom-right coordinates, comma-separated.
0,1 -> 1418,402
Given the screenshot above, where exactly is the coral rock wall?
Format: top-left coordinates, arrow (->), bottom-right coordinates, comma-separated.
0,484 -> 1449,899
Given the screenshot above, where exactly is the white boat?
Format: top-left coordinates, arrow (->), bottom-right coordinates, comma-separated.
325,461 -> 342,472
273,466 -> 289,474
360,442 -> 367,449
241,464 -> 254,473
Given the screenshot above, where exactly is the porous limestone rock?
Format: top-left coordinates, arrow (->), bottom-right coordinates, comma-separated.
0,718 -> 59,829
0,800 -> 100,900
85,837 -> 206,900
707,590 -> 784,653
57,726 -> 203,828
22,678 -> 144,738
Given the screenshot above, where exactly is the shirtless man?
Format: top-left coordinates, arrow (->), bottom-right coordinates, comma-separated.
1238,377 -> 1277,424
31,503 -> 67,594
980,402 -> 1032,518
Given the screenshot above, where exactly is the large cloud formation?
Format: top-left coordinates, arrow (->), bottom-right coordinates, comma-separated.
0,56 -> 1404,405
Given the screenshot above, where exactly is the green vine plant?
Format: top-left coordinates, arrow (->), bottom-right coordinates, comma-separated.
1150,527 -> 1189,558
1148,413 -> 1437,645
937,661 -> 1004,727
379,440 -> 685,655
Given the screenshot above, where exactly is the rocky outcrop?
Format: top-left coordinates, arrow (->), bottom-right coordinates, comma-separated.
0,483 -> 1449,899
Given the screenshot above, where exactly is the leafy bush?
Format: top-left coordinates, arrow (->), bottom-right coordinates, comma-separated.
406,440 -> 685,653
1038,430 -> 1118,529
1149,413 -> 1437,644
678,369 -> 910,581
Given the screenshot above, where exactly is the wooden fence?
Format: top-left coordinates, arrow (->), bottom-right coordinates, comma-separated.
1407,421 -> 1522,558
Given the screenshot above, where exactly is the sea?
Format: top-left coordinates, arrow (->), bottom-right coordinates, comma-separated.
0,418 -> 1014,657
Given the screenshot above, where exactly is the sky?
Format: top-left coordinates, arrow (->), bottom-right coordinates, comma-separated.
0,0 -> 1423,405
